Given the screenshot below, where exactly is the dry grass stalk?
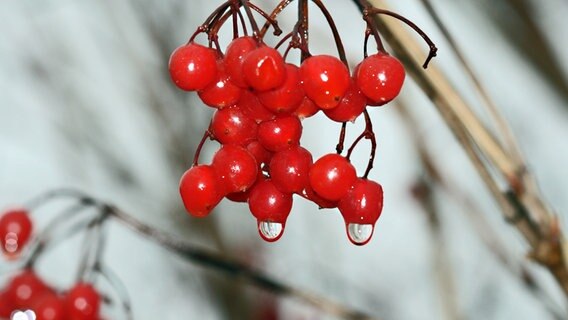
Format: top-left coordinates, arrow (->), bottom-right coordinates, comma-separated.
365,0 -> 568,298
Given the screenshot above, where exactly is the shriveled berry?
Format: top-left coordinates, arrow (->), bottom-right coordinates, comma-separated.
242,46 -> 286,91
258,116 -> 302,152
198,61 -> 242,109
257,64 -> 304,114
324,80 -> 366,122
0,208 -> 33,257
224,36 -> 257,88
300,55 -> 350,110
355,53 -> 405,106
169,43 -> 218,91
309,154 -> 357,202
210,106 -> 257,146
212,145 -> 258,194
180,165 -> 224,218
64,283 -> 100,320
269,146 -> 313,194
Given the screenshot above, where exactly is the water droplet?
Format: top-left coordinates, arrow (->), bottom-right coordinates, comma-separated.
346,223 -> 374,245
257,221 -> 284,242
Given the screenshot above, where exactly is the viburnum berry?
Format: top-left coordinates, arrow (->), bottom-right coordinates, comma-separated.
242,45 -> 287,91
304,184 -> 337,209
0,290 -> 14,318
224,36 -> 257,88
64,283 -> 100,320
6,269 -> 51,308
323,80 -> 367,122
355,53 -> 405,106
245,140 -> 272,169
169,43 -> 218,91
293,96 -> 319,119
269,146 -> 313,194
226,171 -> 267,203
33,292 -> 66,320
0,208 -> 33,257
309,154 -> 357,202
257,116 -> 302,152
238,90 -> 276,124
212,145 -> 258,194
198,61 -> 242,109
338,178 -> 384,245
180,165 -> 224,218
210,106 -> 257,146
248,179 -> 293,242
257,64 -> 304,114
300,55 -> 350,110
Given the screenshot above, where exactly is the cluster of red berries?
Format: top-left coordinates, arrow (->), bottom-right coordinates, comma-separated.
0,209 -> 103,320
170,35 -> 404,244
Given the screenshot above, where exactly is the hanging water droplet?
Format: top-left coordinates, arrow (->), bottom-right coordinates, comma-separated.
346,223 -> 374,245
258,221 -> 284,242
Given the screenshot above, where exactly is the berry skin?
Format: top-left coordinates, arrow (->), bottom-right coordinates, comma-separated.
34,293 -> 66,320
257,64 -> 304,114
224,36 -> 257,88
300,55 -> 350,110
198,61 -> 242,109
0,290 -> 14,318
309,154 -> 357,202
242,46 -> 287,91
355,53 -> 405,106
180,165 -> 224,218
210,106 -> 257,146
304,184 -> 337,209
338,178 -> 384,224
257,116 -> 302,152
293,97 -> 319,119
238,91 -> 276,124
324,80 -> 367,122
64,283 -> 100,320
212,145 -> 258,194
169,43 -> 218,91
248,180 -> 293,224
6,269 -> 50,308
0,208 -> 33,257
245,140 -> 272,168
269,146 -> 313,194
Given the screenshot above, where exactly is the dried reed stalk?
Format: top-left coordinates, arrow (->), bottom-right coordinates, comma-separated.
364,0 -> 568,298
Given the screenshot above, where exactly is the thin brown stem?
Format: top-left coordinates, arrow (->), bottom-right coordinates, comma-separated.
248,2 -> 282,36
298,0 -> 310,61
346,111 -> 376,178
336,122 -> 347,154
193,130 -> 212,166
239,0 -> 261,41
310,0 -> 348,65
260,0 -> 295,37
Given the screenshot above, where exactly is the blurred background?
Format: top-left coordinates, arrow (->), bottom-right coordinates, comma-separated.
1,0 -> 567,319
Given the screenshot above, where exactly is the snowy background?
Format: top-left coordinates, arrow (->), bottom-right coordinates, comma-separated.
1,0 -> 567,319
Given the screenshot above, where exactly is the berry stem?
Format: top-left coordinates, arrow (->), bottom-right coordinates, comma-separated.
346,111 -> 376,178
193,130 -> 212,166
248,2 -> 282,36
336,122 -> 347,155
189,2 -> 232,43
310,0 -> 348,66
260,0 -> 295,38
298,0 -> 310,62
239,0 -> 262,41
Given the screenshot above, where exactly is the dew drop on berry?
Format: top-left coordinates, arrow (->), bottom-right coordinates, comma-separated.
257,220 -> 284,242
346,223 -> 374,245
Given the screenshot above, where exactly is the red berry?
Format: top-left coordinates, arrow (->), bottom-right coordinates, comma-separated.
0,290 -> 15,318
242,46 -> 286,91
300,55 -> 350,110
0,209 -> 33,257
169,43 -> 218,91
304,184 -> 337,209
33,293 -> 65,320
210,106 -> 257,146
212,145 -> 258,194
238,91 -> 276,123
323,80 -> 367,122
338,179 -> 383,245
180,165 -> 224,218
309,154 -> 357,202
355,53 -> 405,106
257,116 -> 302,152
269,146 -> 313,194
248,180 -> 293,241
293,97 -> 319,119
245,140 -> 272,168
6,269 -> 50,308
257,64 -> 304,114
198,61 -> 242,109
226,172 -> 267,203
64,283 -> 100,320
224,36 -> 257,88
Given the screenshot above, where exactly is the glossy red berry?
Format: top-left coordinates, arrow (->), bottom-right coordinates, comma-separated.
64,283 -> 100,320
198,61 -> 242,109
6,269 -> 50,308
210,106 -> 257,146
293,97 -> 319,119
304,184 -> 337,209
248,180 -> 293,242
245,140 -> 272,168
238,91 -> 276,123
242,46 -> 286,91
0,290 -> 14,318
212,145 -> 258,194
34,293 -> 65,320
323,80 -> 367,122
300,55 -> 350,110
224,36 -> 257,88
180,165 -> 224,218
269,146 -> 313,194
257,116 -> 302,152
257,64 -> 304,114
169,43 -> 218,91
0,209 -> 33,257
226,172 -> 267,203
355,53 -> 405,106
309,154 -> 357,202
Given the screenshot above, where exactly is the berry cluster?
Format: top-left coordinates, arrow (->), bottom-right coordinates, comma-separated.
0,270 -> 101,320
170,0 -> 436,245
